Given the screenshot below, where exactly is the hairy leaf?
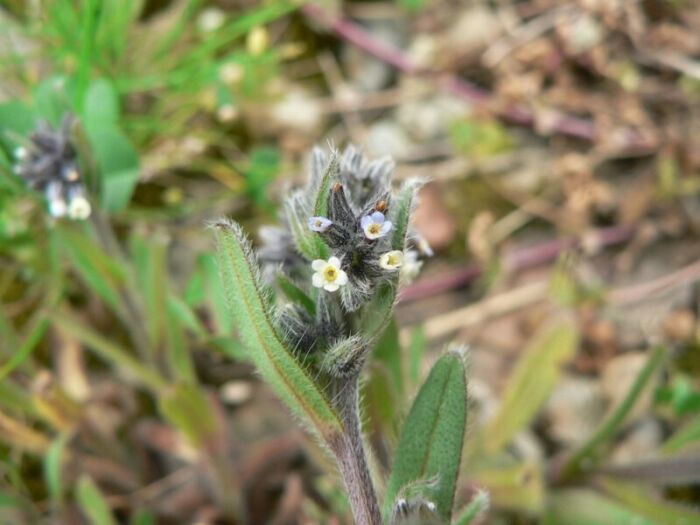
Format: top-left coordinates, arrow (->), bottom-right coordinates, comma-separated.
384,350 -> 468,521
484,318 -> 578,453
213,220 -> 342,437
391,178 -> 422,251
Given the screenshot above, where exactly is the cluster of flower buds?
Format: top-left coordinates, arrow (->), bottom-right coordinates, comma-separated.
13,115 -> 91,220
259,144 -> 431,357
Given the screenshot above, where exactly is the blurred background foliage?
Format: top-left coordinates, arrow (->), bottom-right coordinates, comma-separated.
1,0 -> 700,524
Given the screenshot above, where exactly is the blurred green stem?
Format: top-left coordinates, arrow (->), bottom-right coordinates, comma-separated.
90,211 -> 152,363
559,346 -> 666,481
52,310 -> 165,391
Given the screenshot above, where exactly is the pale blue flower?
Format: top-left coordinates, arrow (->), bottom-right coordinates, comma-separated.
361,211 -> 392,240
308,216 -> 333,232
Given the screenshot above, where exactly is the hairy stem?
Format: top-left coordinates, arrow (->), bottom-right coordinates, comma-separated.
328,377 -> 382,525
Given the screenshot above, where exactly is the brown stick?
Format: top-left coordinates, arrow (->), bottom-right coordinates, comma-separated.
398,224 -> 636,303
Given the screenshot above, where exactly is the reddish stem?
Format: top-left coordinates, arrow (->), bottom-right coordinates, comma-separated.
398,224 -> 636,303
302,4 -> 655,150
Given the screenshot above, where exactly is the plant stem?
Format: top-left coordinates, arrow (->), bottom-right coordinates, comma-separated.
328,378 -> 382,525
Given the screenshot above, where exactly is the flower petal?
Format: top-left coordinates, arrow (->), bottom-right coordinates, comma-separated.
328,256 -> 341,267
381,221 -> 393,234
336,270 -> 348,285
371,211 -> 385,223
360,215 -> 372,228
312,259 -> 326,271
312,272 -> 324,288
324,283 -> 339,292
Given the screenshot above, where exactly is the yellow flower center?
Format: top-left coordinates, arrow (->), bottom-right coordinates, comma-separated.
324,266 -> 337,281
368,224 -> 381,235
387,254 -> 399,266
315,219 -> 323,227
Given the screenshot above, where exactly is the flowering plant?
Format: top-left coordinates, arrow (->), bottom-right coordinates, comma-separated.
213,146 -> 482,525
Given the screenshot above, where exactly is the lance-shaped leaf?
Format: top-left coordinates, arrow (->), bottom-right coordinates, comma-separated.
391,178 -> 423,251
212,220 -> 342,437
383,349 -> 468,522
484,317 -> 578,453
454,490 -> 490,525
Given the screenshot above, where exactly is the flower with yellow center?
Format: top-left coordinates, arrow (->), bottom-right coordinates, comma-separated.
379,250 -> 404,270
311,256 -> 348,292
361,211 -> 392,240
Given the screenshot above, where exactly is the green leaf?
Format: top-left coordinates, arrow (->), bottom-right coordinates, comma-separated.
0,101 -> 35,150
44,432 -> 71,507
52,311 -> 165,391
560,346 -> 665,480
312,152 -> 339,219
454,490 -> 490,525
200,253 -> 232,335
383,350 -> 468,521
408,326 -> 427,387
544,489 -> 660,525
358,280 -> 398,343
244,146 -> 279,211
55,224 -> 126,315
276,272 -> 316,316
130,230 -> 168,349
473,461 -> 543,515
75,475 -> 117,525
84,78 -> 120,125
600,478 -> 700,525
372,318 -> 404,404
390,178 -> 422,251
33,76 -> 73,126
84,123 -> 139,212
663,414 -> 700,454
159,384 -> 217,448
212,220 -> 342,437
484,318 -> 578,453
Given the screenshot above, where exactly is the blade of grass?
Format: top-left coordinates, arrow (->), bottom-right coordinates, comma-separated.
52,311 -> 166,391
559,346 -> 666,481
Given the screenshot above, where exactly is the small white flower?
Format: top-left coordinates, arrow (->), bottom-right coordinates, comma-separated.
379,250 -> 404,270
67,195 -> 92,220
49,198 -> 68,218
311,256 -> 348,292
361,211 -> 392,240
197,7 -> 225,33
400,250 -> 423,282
308,216 -> 332,232
417,235 -> 434,257
14,146 -> 27,159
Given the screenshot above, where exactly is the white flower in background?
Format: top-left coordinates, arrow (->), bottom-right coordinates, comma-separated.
311,256 -> 348,292
197,7 -> 225,33
14,146 -> 27,160
49,198 -> 68,218
308,216 -> 332,232
417,235 -> 434,257
379,250 -> 404,270
46,181 -> 67,218
361,211 -> 392,240
67,195 -> 91,220
400,250 -> 423,282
